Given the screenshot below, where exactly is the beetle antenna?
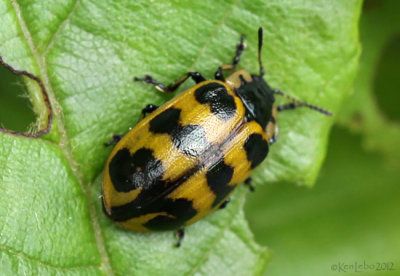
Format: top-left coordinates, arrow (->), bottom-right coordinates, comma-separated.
258,27 -> 265,77
274,90 -> 332,116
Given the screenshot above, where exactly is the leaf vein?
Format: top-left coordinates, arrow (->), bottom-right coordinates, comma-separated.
8,1 -> 114,274
186,195 -> 245,276
0,244 -> 100,271
43,0 -> 82,56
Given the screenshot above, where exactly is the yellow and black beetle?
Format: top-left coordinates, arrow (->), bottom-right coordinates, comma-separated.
102,28 -> 331,246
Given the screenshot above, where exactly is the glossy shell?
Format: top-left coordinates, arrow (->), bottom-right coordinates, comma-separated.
102,78 -> 274,232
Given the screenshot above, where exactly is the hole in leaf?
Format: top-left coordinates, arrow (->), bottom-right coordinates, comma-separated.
373,34 -> 400,123
0,64 -> 36,132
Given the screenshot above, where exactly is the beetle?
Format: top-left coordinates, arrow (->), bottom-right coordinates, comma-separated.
102,28 -> 331,247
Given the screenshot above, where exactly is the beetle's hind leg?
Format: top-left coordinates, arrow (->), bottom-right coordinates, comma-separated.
175,228 -> 185,248
215,34 -> 246,81
134,72 -> 205,94
219,198 -> 231,209
244,178 -> 255,192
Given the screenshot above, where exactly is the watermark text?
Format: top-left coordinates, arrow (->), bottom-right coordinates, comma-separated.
331,261 -> 396,273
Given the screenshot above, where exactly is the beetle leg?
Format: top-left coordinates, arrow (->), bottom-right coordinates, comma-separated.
141,104 -> 159,118
106,104 -> 158,146
214,34 -> 246,81
244,177 -> 255,192
214,66 -> 229,81
266,115 -> 279,145
134,72 -> 205,94
175,228 -> 185,248
269,135 -> 278,145
219,198 -> 231,209
104,134 -> 123,146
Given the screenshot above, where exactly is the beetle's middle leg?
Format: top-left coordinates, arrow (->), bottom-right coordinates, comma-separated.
175,228 -> 185,248
139,104 -> 159,119
215,34 -> 246,81
134,72 -> 206,94
104,134 -> 123,146
105,103 -> 160,146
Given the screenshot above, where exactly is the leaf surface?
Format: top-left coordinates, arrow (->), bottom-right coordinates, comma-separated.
0,0 -> 361,275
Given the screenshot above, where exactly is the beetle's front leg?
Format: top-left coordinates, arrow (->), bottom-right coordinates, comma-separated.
215,34 -> 246,81
135,72 -> 206,94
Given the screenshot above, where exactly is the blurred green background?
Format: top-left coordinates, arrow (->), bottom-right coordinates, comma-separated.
0,0 -> 399,275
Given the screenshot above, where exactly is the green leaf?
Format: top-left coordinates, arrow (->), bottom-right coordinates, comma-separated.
337,0 -> 400,161
0,134 -> 101,274
0,0 -> 361,275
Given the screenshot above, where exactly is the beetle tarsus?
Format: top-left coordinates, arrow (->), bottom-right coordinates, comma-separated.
245,178 -> 255,192
141,104 -> 159,118
219,198 -> 231,209
214,67 -> 225,81
104,134 -> 123,146
175,228 -> 185,248
134,75 -> 168,92
233,34 -> 246,67
214,33 -> 246,80
135,72 -> 205,94
269,136 -> 278,144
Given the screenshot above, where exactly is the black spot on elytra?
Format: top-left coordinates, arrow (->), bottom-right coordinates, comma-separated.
243,133 -> 269,168
149,107 -> 211,157
195,82 -> 236,121
172,124 -> 210,158
206,160 -> 235,207
107,172 -> 197,229
109,148 -> 164,193
144,198 -> 197,231
107,148 -> 198,226
149,107 -> 181,134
